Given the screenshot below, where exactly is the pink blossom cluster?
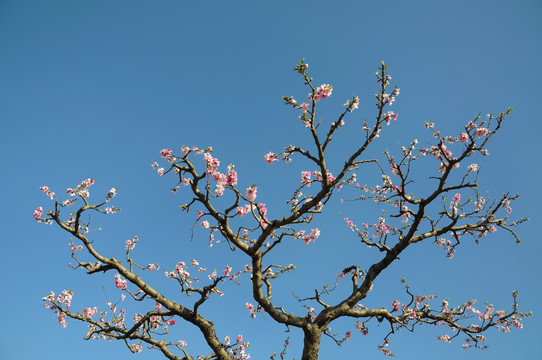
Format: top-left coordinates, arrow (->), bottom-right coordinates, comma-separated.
130,344 -> 142,353
344,217 -> 356,231
176,340 -> 186,347
246,186 -> 257,202
174,261 -> 190,280
69,242 -> 83,252
377,87 -> 399,106
355,322 -> 369,336
436,334 -> 452,343
105,206 -> 118,214
104,187 -> 117,202
42,290 -> 73,328
57,289 -> 73,308
264,152 -> 279,164
314,170 -> 336,183
125,236 -> 138,250
160,148 -> 172,158
157,147 -> 242,197
309,84 -> 333,103
378,340 -> 394,356
114,274 -> 127,290
213,164 -> 238,196
34,206 -> 43,220
296,228 -> 321,244
226,334 -> 251,360
436,236 -> 457,258
40,186 -> 55,200
151,161 -> 165,176
203,152 -> 220,175
83,307 -> 98,319
235,204 -> 253,217
66,178 -> 95,198
245,302 -> 256,318
301,171 -> 312,186
374,217 -> 392,236
223,265 -> 232,277
344,96 -> 360,112
386,111 -> 398,125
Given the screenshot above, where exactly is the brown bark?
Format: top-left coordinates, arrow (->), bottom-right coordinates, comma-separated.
301,325 -> 322,360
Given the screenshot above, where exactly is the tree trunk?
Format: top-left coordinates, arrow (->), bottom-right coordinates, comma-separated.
301,325 -> 322,360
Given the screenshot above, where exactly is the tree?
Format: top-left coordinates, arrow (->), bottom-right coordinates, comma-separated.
36,60 -> 531,360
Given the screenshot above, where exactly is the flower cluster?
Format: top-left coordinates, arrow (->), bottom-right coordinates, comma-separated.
245,302 -> 256,318
309,84 -> 333,103
125,236 -> 138,251
246,185 -> 257,202
295,228 -> 321,244
225,334 -> 251,360
66,178 -> 95,198
40,186 -> 55,200
114,274 -> 127,290
344,96 -> 360,112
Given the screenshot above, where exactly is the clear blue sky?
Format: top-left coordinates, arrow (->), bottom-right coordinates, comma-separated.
1,1 -> 541,359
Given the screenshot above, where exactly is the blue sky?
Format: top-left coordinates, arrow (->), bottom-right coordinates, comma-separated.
1,1 -> 541,359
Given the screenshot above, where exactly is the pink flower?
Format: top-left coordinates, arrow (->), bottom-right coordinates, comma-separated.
223,265 -> 232,276
302,228 -> 320,244
391,300 -> 401,312
203,153 -> 220,175
453,193 -> 461,203
40,186 -> 55,200
178,340 -> 187,347
459,133 -> 469,143
246,186 -> 257,202
264,152 -> 279,165
385,111 -> 398,125
166,318 -> 176,326
34,206 -> 43,220
105,207 -> 117,214
83,307 -> 97,319
437,335 -> 452,343
245,302 -> 256,318
344,96 -> 360,112
310,84 -> 333,103
475,127 -> 489,137
125,236 -> 138,250
301,171 -> 312,186
57,312 -> 67,327
56,289 -> 73,308
160,148 -> 172,158
236,334 -> 243,344
236,204 -> 251,216
468,163 -> 479,172
355,323 -> 368,335
115,274 -> 127,290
